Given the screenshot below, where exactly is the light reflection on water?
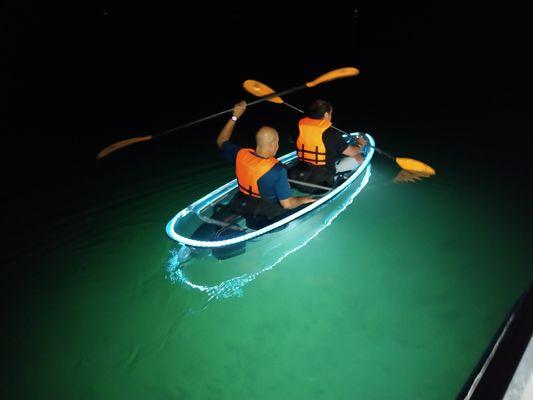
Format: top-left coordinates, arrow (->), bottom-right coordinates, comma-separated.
166,166 -> 372,305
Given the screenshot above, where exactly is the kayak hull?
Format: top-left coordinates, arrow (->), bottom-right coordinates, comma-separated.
165,132 -> 375,296
166,132 -> 375,250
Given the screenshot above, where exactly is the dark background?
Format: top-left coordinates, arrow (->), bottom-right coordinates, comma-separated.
5,2 -> 533,238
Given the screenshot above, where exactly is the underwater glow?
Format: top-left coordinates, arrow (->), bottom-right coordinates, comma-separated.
166,165 -> 372,302
165,134 -> 375,248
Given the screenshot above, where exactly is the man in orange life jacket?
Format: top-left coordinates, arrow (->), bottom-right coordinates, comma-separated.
217,101 -> 316,229
289,99 -> 368,192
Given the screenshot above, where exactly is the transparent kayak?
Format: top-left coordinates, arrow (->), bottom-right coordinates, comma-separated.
165,132 -> 375,299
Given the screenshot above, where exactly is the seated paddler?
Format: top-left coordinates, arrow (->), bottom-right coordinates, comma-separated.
216,100 -> 316,230
289,99 -> 369,193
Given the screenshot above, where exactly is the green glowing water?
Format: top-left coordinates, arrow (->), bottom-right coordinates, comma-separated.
2,123 -> 532,399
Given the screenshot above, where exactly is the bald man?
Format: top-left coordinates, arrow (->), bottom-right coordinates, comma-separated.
216,101 -> 315,229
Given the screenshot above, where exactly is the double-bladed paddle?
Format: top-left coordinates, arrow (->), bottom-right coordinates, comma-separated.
96,68 -> 359,159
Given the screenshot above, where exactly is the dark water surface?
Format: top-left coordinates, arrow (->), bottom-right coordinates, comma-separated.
4,3 -> 532,399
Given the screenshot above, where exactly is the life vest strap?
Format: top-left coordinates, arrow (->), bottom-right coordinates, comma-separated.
238,183 -> 261,198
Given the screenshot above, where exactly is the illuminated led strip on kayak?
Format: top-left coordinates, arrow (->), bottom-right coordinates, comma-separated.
166,133 -> 375,248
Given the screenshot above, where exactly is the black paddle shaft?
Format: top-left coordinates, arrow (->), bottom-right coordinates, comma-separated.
152,84 -> 308,141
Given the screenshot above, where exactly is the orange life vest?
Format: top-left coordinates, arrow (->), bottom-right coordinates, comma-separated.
296,117 -> 332,166
235,148 -> 279,198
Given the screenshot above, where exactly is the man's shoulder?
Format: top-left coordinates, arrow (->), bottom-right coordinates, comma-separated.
324,125 -> 342,135
221,140 -> 240,150
323,127 -> 345,142
220,141 -> 241,162
266,162 -> 288,178
222,140 -> 246,154
270,161 -> 286,172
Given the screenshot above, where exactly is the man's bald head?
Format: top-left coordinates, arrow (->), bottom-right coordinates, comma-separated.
256,126 -> 278,145
255,126 -> 280,157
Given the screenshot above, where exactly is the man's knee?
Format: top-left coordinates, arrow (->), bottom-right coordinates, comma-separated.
335,157 -> 359,173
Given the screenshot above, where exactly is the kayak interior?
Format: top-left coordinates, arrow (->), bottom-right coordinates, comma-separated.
166,132 -> 375,252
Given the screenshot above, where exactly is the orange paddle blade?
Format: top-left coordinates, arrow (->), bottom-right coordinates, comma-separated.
305,67 -> 360,88
395,157 -> 436,175
97,135 -> 152,159
242,80 -> 283,103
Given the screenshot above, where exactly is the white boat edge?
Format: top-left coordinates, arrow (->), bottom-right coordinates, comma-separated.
165,132 -> 375,248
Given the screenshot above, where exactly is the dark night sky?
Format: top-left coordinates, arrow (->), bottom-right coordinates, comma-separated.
5,2 -> 533,211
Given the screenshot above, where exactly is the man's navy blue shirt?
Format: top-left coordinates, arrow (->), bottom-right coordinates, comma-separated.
220,141 -> 291,202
